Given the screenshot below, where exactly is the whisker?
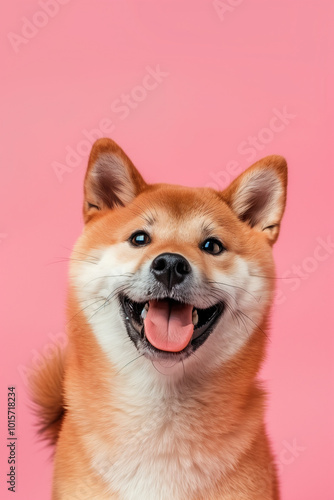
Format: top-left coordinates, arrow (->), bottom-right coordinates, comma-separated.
61,245 -> 101,256
233,310 -> 251,339
82,273 -> 135,288
237,310 -> 270,341
48,257 -> 98,266
66,297 -> 109,326
208,286 -> 237,305
115,354 -> 145,375
70,258 -> 99,265
69,249 -> 100,261
88,293 -> 116,321
88,283 -> 135,319
79,295 -> 108,303
208,280 -> 259,302
249,274 -> 291,280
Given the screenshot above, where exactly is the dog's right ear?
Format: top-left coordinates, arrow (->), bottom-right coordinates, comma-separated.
83,138 -> 147,223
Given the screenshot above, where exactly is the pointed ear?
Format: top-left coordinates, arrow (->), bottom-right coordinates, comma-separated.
223,155 -> 287,244
83,138 -> 146,222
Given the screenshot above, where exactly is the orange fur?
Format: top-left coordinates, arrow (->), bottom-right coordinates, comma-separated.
29,346 -> 65,446
33,138 -> 287,499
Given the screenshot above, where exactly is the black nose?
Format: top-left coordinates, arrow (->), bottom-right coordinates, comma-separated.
151,253 -> 191,289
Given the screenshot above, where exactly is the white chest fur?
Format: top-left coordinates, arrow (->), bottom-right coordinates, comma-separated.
88,387 -> 226,500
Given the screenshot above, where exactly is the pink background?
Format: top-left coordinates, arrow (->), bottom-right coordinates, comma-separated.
1,1 -> 333,498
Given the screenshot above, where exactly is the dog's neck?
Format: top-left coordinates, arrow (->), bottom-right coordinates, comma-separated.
65,322 -> 266,500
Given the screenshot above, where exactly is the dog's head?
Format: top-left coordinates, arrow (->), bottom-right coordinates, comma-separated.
70,138 -> 287,378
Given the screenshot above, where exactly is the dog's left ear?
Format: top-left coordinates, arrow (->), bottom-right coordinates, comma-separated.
83,138 -> 147,223
223,155 -> 287,244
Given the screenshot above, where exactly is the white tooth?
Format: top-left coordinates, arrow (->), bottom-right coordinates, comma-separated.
141,303 -> 149,319
192,309 -> 198,326
141,308 -> 147,319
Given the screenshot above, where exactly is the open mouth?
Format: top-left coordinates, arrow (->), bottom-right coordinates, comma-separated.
121,295 -> 224,358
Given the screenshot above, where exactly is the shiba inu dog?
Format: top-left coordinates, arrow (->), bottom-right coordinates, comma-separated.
33,138 -> 287,499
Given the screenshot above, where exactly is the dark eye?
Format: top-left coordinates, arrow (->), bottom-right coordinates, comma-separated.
129,231 -> 151,247
201,238 -> 225,255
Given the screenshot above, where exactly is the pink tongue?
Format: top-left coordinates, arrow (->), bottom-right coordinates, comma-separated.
144,300 -> 194,352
